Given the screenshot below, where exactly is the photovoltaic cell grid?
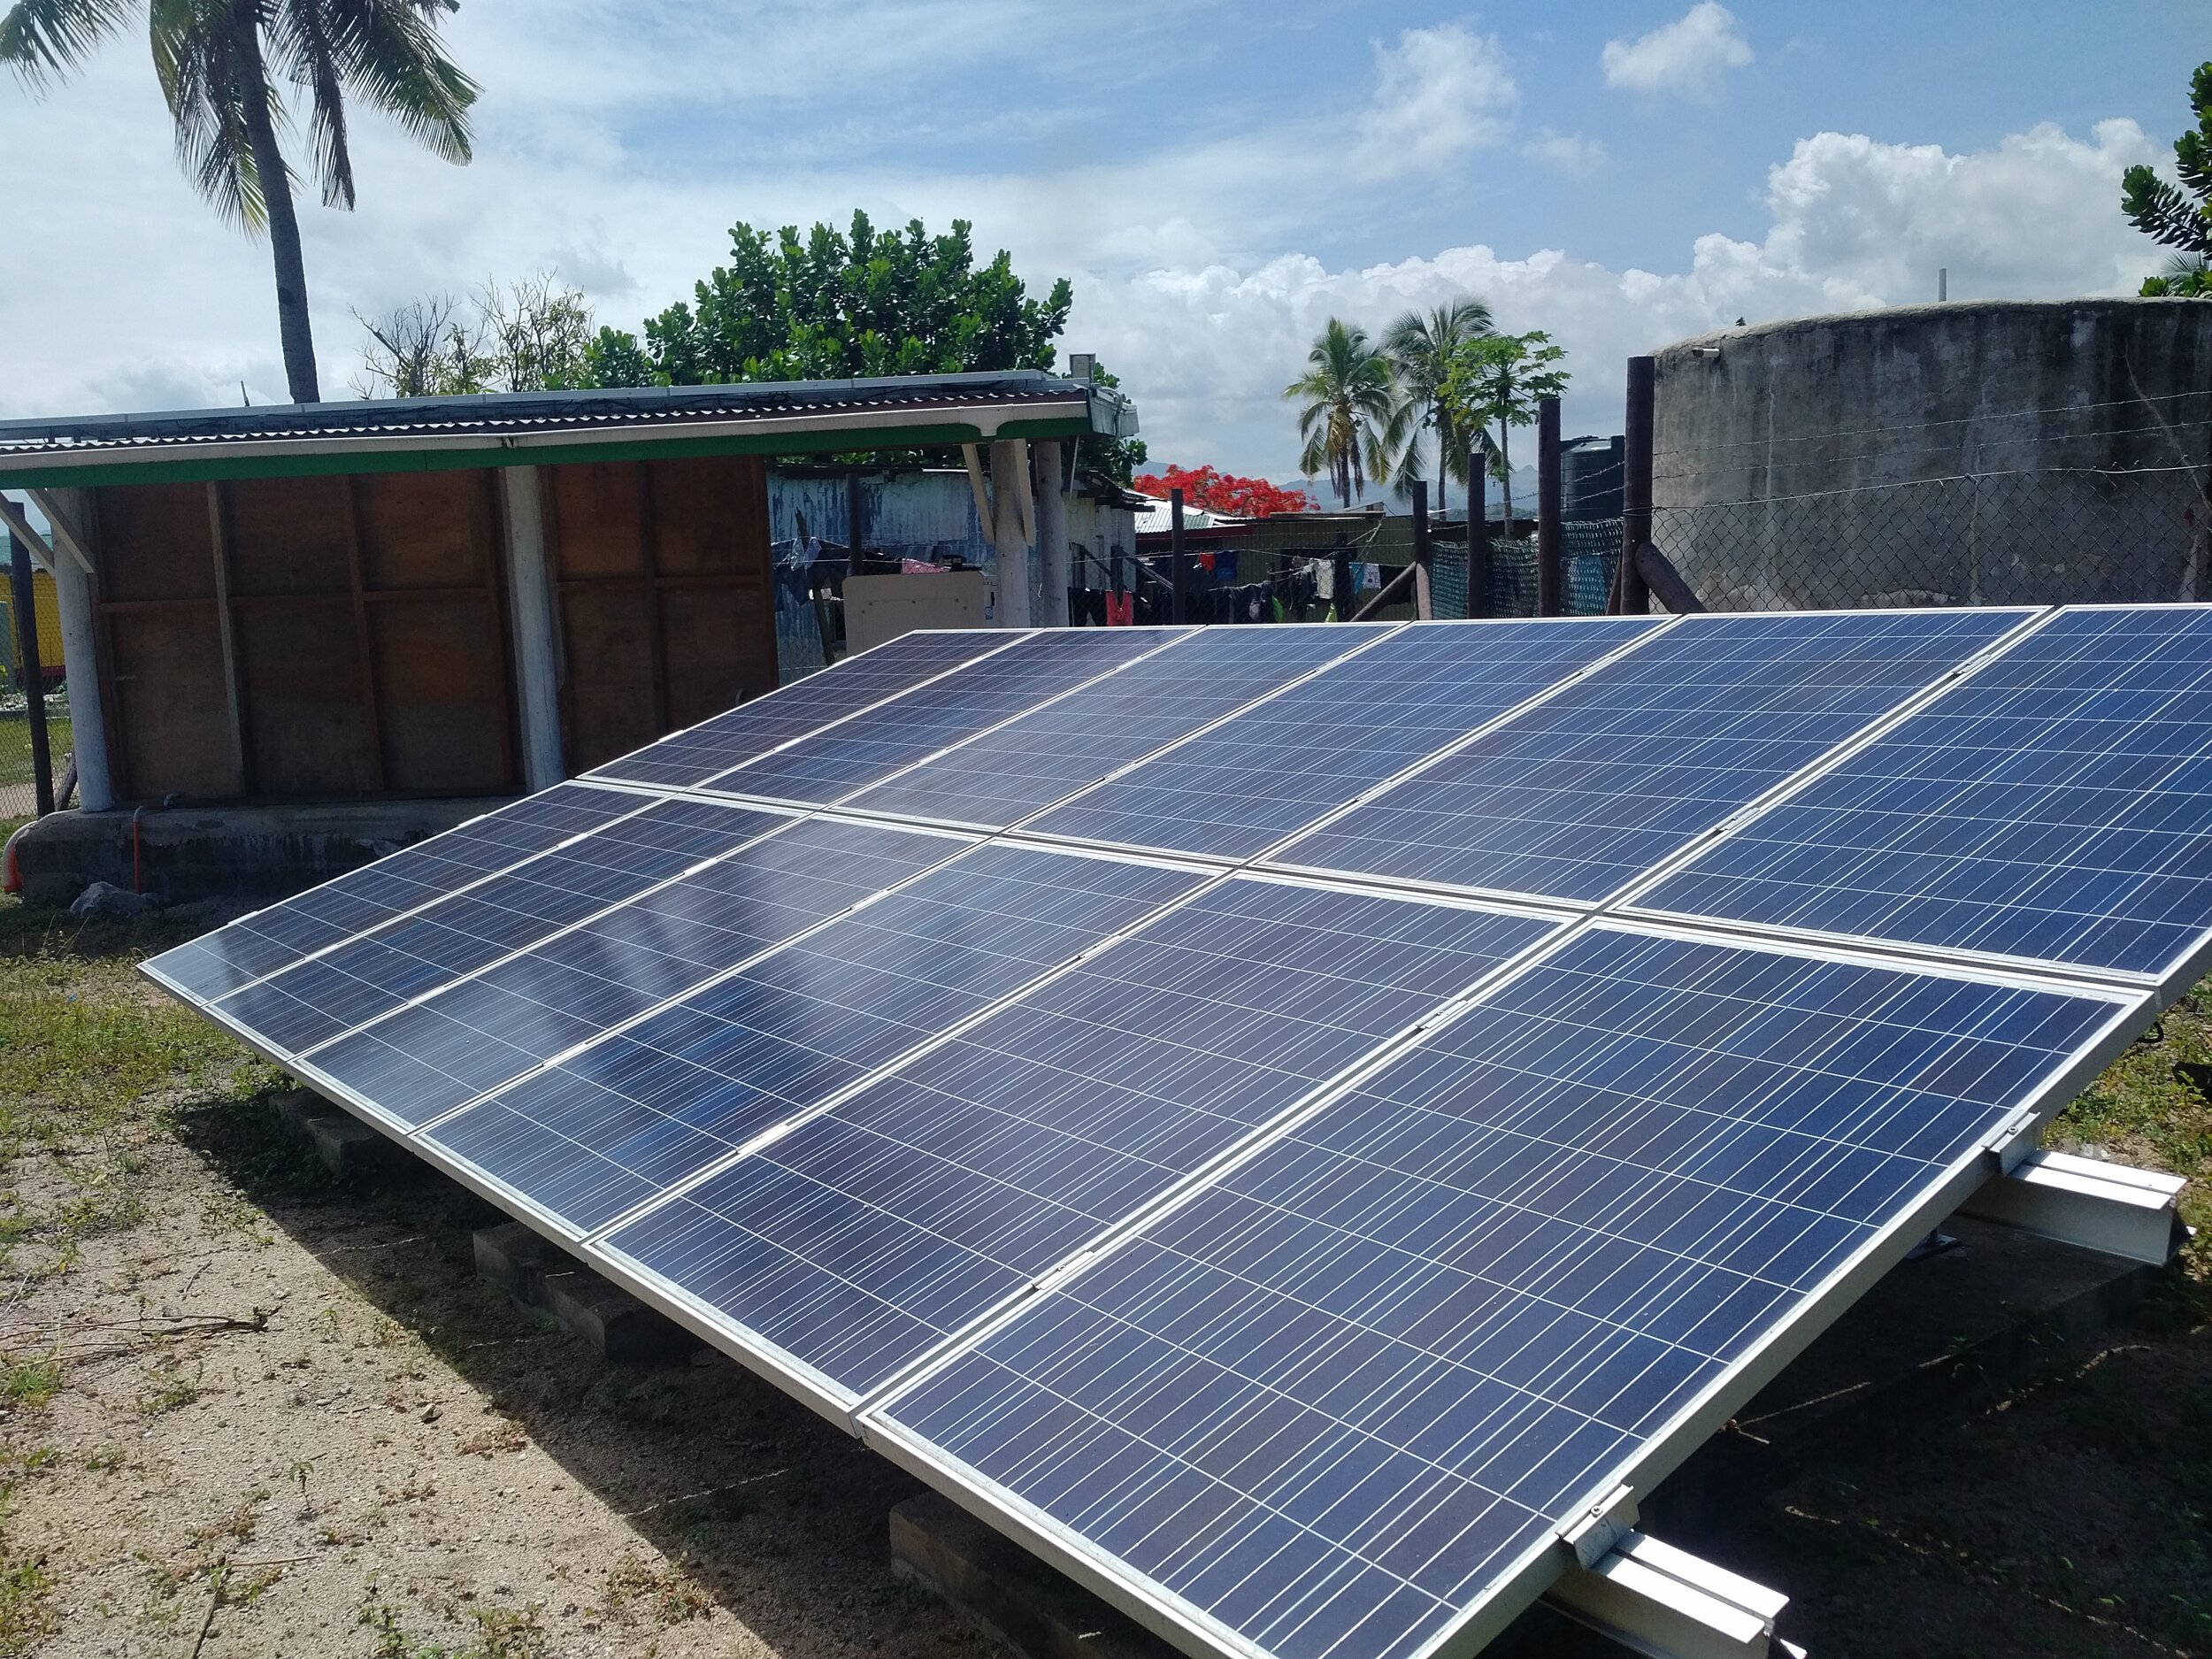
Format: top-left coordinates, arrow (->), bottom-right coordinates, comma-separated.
1033,618 -> 1663,860
296,818 -> 972,1128
872,927 -> 2129,1659
707,626 -> 1187,805
1639,606 -> 2212,979
149,783 -> 648,1002
849,626 -> 1394,832
602,879 -> 1559,1403
141,606 -> 2212,1659
1278,608 -> 2034,902
589,628 -> 1022,790
426,844 -> 1213,1236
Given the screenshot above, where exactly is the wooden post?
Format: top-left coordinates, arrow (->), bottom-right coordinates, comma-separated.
846,470 -> 867,577
204,484 -> 252,793
6,524 -> 52,816
1332,531 -> 1352,620
1536,396 -> 1563,616
1170,488 -> 1187,626
1410,480 -> 1433,621
1032,441 -> 1068,626
500,467 -> 566,790
1619,356 -> 1655,614
987,439 -> 1033,627
1467,460 -> 1489,619
34,488 -> 111,810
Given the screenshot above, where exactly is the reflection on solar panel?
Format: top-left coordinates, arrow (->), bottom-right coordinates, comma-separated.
590,628 -> 1023,789
602,878 -> 1560,1404
1033,618 -> 1662,859
872,926 -> 2128,1659
708,628 -> 1187,804
142,606 -> 2206,1659
150,783 -> 647,1001
848,626 -> 1394,831
1279,609 -> 2034,902
1637,607 -> 2212,978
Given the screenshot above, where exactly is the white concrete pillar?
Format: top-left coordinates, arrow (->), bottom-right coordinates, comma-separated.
1032,440 -> 1068,626
499,466 -> 566,790
988,439 -> 1033,628
34,488 -> 113,812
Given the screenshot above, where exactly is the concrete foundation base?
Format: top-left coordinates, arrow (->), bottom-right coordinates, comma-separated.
888,1214 -> 2162,1659
8,795 -> 514,909
472,1220 -> 697,1367
273,1089 -> 423,1184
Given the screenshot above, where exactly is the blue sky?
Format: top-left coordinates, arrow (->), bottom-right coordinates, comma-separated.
0,1 -> 2199,482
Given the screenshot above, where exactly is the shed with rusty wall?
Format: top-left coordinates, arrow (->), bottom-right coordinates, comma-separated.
1651,298 -> 2212,610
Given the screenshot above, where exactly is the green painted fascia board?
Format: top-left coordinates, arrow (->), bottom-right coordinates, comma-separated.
0,413 -> 1094,490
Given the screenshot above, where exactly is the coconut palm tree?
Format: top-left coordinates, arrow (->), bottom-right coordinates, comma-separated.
1285,318 -> 1397,508
1,0 -> 478,403
1382,297 -> 1493,503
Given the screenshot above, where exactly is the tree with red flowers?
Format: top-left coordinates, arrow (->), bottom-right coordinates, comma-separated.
1133,464 -> 1313,517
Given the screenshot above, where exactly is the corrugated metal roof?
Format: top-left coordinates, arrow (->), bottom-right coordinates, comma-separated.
0,371 -> 1135,488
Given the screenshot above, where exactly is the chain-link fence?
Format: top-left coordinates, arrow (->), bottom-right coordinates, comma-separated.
1647,392 -> 2212,612
1431,523 -> 1624,619
1,572 -> 66,822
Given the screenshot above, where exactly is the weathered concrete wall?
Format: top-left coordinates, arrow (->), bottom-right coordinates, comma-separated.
9,797 -> 506,909
1653,298 -> 2212,609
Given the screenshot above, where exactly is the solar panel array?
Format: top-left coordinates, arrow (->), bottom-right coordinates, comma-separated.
146,607 -> 2212,1659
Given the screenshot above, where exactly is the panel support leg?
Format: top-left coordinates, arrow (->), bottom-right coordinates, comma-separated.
1957,1148 -> 2187,1266
1548,1527 -> 1794,1659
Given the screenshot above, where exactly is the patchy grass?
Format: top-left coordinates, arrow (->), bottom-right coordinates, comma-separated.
603,1551 -> 713,1626
0,1357 -> 60,1410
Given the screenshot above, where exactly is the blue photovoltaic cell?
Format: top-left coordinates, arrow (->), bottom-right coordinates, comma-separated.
302,818 -> 966,1126
847,626 -> 1384,830
210,799 -> 786,1054
1277,609 -> 2033,903
1640,606 -> 2212,978
589,630 -> 1019,789
878,927 -> 2122,1659
144,784 -> 646,1002
427,848 -> 1209,1234
1032,618 -> 1663,859
709,628 -> 1184,804
603,879 -> 1558,1399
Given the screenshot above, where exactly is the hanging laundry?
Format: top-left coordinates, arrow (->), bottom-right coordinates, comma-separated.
1104,591 -> 1133,626
1360,562 -> 1382,592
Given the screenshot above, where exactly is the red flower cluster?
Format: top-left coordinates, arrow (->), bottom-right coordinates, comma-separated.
1133,464 -> 1313,518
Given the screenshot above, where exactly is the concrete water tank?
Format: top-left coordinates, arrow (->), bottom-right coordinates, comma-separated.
1651,299 -> 2212,609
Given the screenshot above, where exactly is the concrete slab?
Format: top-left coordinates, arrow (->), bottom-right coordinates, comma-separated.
11,795 -> 513,908
472,1219 -> 696,1367
887,1213 -> 2159,1659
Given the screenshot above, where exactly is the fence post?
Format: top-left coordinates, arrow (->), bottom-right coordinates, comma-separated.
1536,396 -> 1563,616
845,470 -> 867,577
1410,480 -> 1433,620
1332,531 -> 1352,620
1620,355 -> 1655,614
1170,488 -> 1188,626
7,522 -> 53,817
1468,455 -> 1489,618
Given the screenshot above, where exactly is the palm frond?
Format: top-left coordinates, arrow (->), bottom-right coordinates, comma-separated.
288,0 -> 473,167
151,0 -> 276,229
0,0 -> 132,88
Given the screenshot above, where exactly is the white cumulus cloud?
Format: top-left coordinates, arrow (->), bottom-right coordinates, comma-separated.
1351,23 -> 1518,180
1521,130 -> 1609,178
1602,3 -> 1754,101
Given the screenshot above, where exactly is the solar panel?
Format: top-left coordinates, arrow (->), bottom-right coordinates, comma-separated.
281,818 -> 973,1128
148,783 -> 649,1002
1031,618 -> 1663,860
589,628 -> 1025,789
1276,610 -> 2035,903
705,627 -> 1188,805
597,878 -> 1561,1405
1634,606 -> 2212,979
868,925 -> 2136,1659
846,626 -> 1397,831
205,798 -> 789,1054
425,845 -> 1212,1236
137,607 -> 2208,1659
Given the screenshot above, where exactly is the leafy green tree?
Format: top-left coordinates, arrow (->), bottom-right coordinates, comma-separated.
1382,298 -> 1494,503
1440,330 -> 1570,529
587,211 -> 1073,386
1,0 -> 477,403
1077,361 -> 1147,485
2124,61 -> 2212,296
1284,319 -> 1398,508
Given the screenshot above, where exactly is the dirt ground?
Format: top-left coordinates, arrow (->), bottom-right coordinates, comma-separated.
0,903 -> 2206,1659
